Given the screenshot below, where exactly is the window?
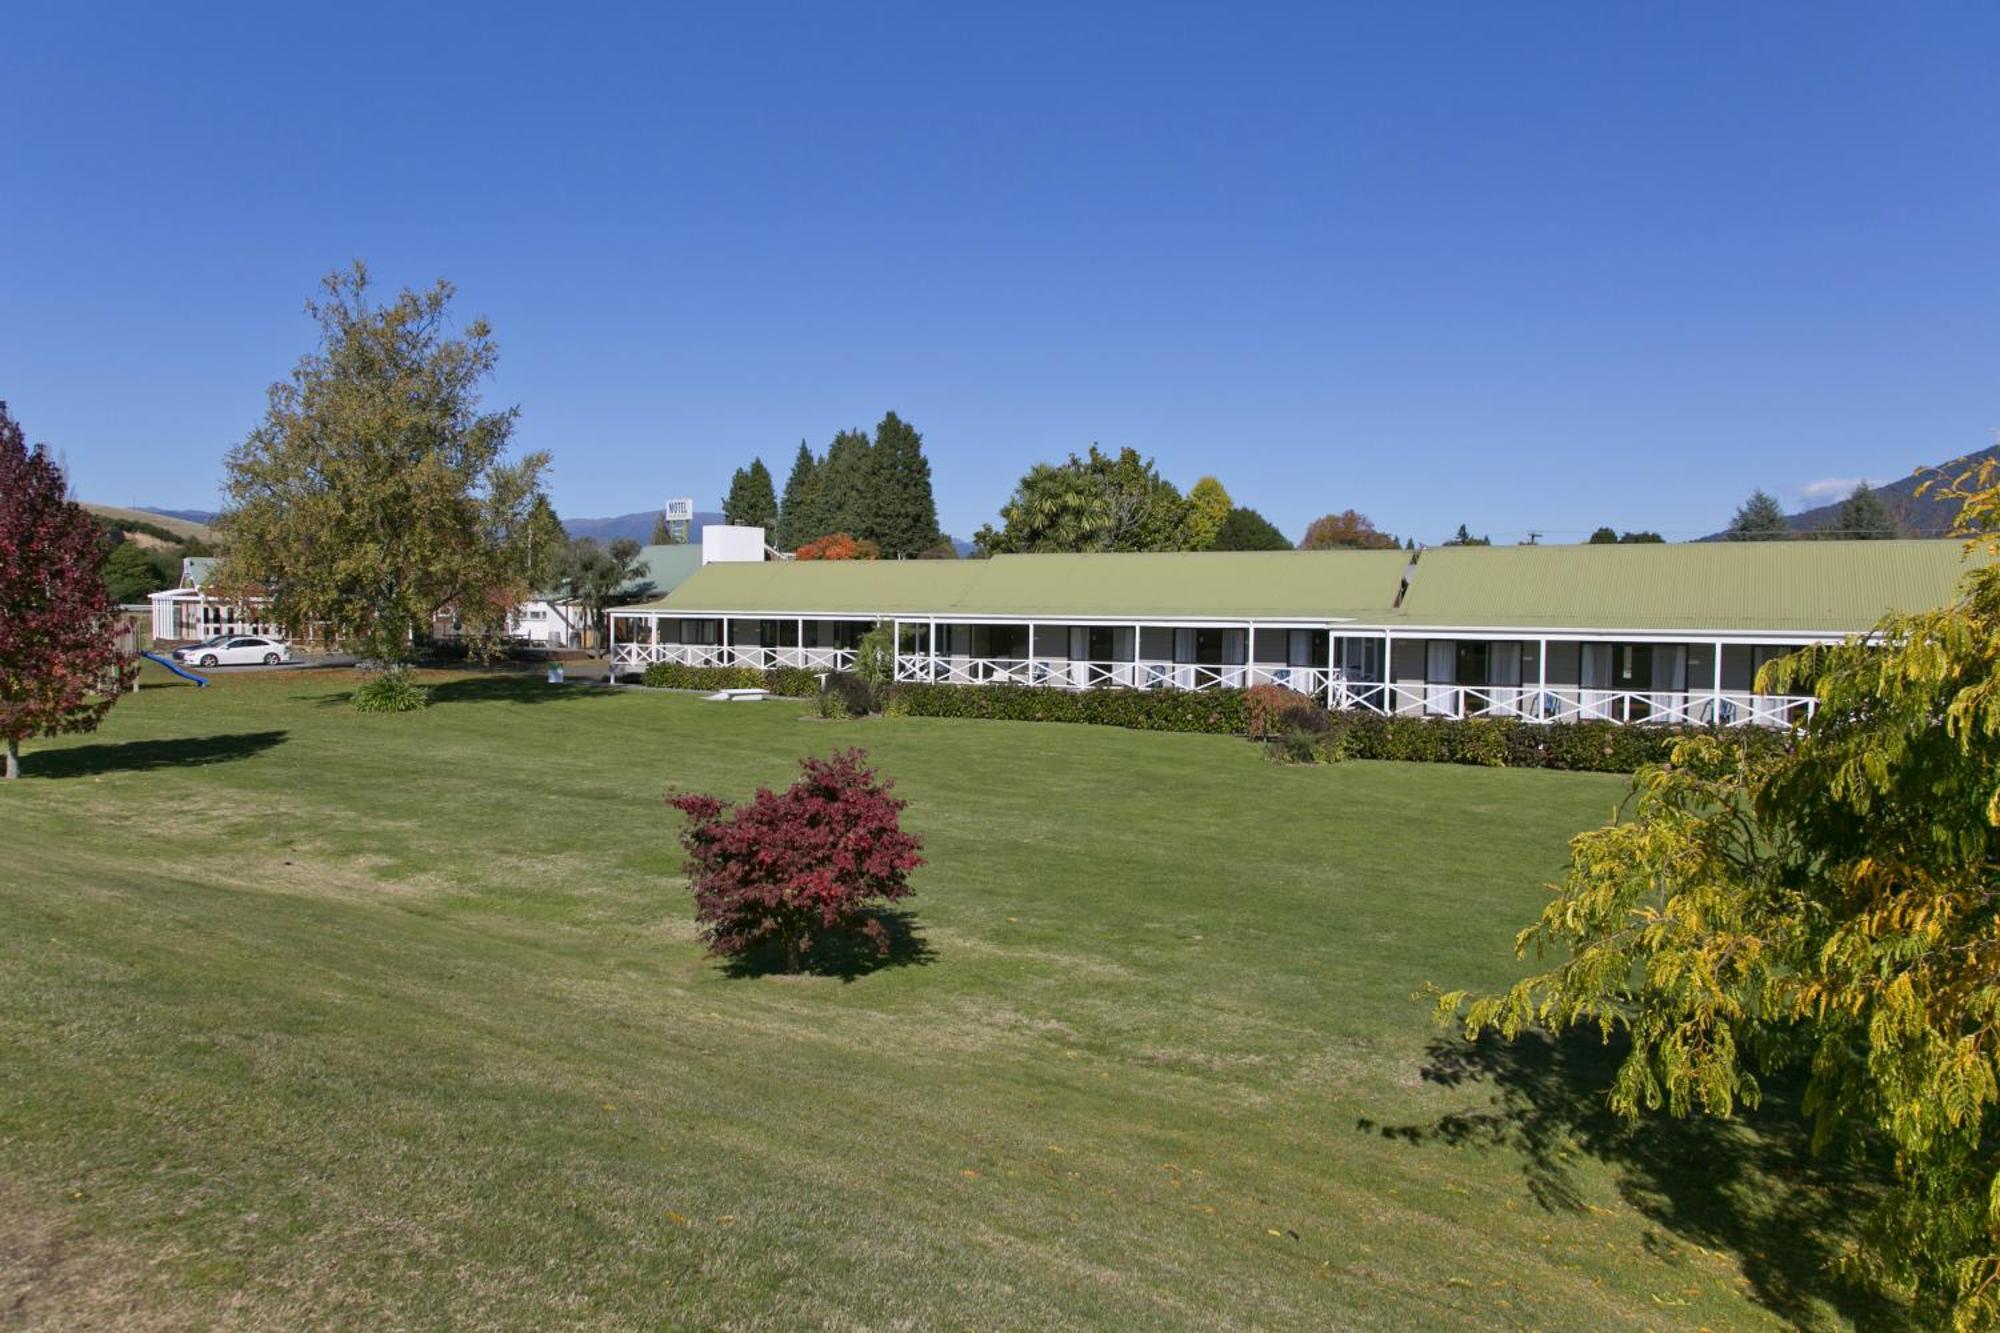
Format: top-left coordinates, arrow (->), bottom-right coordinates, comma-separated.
1614,643 -> 1652,687
976,624 -> 1028,658
1454,641 -> 1490,687
1087,626 -> 1117,660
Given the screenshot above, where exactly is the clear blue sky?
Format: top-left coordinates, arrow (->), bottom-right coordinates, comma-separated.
4,2 -> 1995,544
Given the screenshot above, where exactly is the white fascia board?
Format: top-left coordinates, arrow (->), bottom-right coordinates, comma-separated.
1346,624 -> 1859,644
611,608 -> 1357,628
605,607 -> 1860,642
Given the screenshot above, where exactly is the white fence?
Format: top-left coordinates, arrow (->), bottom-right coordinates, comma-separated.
1331,681 -> 1814,727
608,643 -> 1817,728
610,643 -> 856,673
890,655 -> 1814,728
894,655 -> 1336,696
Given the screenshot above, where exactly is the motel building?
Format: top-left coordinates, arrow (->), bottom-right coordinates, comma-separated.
608,538 -> 1980,727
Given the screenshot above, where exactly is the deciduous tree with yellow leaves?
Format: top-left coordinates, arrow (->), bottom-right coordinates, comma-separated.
1438,457 -> 2000,1327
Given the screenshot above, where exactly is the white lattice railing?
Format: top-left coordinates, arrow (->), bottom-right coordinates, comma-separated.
886,656 -> 1815,728
893,656 -> 1337,695
1330,681 -> 1816,728
610,643 -> 856,673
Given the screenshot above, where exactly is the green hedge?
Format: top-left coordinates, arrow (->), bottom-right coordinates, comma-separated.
887,683 -> 1249,734
637,662 -> 820,697
884,680 -> 1792,772
1324,713 -> 1792,771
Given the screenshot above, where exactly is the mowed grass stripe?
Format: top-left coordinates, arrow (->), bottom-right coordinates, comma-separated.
0,667 -> 1851,1328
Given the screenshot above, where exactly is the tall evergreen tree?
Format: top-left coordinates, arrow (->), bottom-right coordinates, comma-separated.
815,429 -> 874,539
776,439 -> 819,550
1725,488 -> 1791,540
1834,482 -> 1899,540
722,458 -> 778,530
864,412 -> 941,557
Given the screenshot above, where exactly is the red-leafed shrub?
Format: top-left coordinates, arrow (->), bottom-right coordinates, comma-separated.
668,749 -> 924,972
795,532 -> 881,561
1245,684 -> 1319,738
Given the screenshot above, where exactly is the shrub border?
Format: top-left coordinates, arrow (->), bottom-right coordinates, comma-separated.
882,681 -> 1790,773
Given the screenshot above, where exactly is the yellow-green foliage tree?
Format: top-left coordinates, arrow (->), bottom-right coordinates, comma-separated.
217,264 -> 560,674
1184,476 -> 1232,550
1438,457 -> 2000,1327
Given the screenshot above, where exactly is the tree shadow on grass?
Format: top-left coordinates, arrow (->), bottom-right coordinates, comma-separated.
21,730 -> 288,779
307,673 -> 622,709
427,674 -> 625,706
719,909 -> 935,984
1358,1030 -> 1909,1330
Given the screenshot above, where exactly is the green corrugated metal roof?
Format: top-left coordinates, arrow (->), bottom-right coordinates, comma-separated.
1390,539 -> 1979,632
627,549 -> 1414,621
625,543 -> 703,599
620,540 -> 1982,634
536,543 -> 705,602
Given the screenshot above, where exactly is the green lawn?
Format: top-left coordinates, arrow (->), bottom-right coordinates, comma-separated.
0,667 -> 1891,1329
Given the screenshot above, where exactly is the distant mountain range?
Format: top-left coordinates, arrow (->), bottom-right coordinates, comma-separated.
562,509 -> 727,545
136,506 -> 222,527
124,503 -> 974,552
1779,446 -> 1998,538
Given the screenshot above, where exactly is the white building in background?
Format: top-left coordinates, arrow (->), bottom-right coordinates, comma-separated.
608,539 -> 1985,729
502,526 -> 769,647
147,557 -> 281,643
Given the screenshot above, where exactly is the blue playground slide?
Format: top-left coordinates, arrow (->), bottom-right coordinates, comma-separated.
140,650 -> 209,687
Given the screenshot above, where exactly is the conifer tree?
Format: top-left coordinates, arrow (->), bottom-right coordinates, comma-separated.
722,458 -> 778,530
864,412 -> 941,558
1834,481 -> 1899,540
1725,488 -> 1790,540
776,439 -> 819,550
815,429 -> 874,541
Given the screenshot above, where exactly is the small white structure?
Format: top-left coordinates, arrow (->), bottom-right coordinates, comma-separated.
505,599 -> 585,647
700,524 -> 770,565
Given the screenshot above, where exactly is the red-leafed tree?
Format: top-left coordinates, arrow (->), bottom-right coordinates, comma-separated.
0,402 -> 134,778
668,749 -> 924,972
795,531 -> 881,561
